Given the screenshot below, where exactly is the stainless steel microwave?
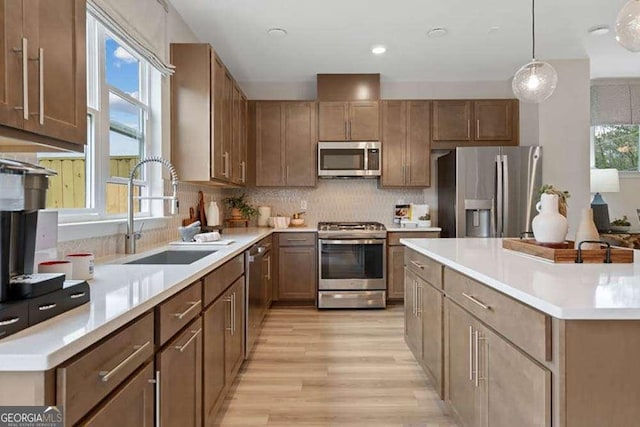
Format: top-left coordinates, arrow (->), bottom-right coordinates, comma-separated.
317,142 -> 381,177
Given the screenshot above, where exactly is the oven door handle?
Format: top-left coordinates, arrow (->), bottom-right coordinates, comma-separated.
319,239 -> 387,245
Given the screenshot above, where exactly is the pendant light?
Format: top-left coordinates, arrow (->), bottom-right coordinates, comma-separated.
615,0 -> 640,52
512,0 -> 558,104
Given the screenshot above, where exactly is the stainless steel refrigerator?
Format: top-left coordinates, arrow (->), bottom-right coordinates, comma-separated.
437,146 -> 542,238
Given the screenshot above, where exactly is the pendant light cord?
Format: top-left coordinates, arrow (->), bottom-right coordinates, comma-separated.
532,0 -> 536,60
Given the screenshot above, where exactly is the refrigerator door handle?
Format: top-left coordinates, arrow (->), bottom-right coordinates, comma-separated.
495,155 -> 503,238
502,155 -> 509,236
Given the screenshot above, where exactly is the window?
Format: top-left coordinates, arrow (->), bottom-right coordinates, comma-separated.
592,125 -> 640,172
34,13 -> 161,220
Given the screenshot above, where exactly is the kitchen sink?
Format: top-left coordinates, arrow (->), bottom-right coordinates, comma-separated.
126,250 -> 216,265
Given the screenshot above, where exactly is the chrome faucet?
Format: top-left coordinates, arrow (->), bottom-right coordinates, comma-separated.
126,157 -> 179,254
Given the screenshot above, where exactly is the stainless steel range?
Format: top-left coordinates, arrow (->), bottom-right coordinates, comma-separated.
318,222 -> 386,309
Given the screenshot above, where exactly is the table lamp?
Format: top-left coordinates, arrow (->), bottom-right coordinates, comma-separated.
590,168 -> 620,232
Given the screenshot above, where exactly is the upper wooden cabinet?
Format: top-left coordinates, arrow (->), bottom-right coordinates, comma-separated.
254,101 -> 317,187
381,100 -> 431,187
318,101 -> 379,141
432,99 -> 518,149
0,0 -> 86,151
171,43 -> 247,185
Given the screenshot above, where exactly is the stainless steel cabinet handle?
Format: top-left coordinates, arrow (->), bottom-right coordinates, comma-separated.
172,300 -> 201,320
467,119 -> 471,139
70,292 -> 86,299
38,303 -> 56,311
348,120 -> 352,139
410,260 -> 425,270
223,152 -> 230,178
413,280 -> 418,316
469,326 -> 474,382
266,255 -> 271,280
98,341 -> 151,382
225,296 -> 233,332
462,293 -> 491,310
150,370 -> 160,427
12,38 -> 28,119
476,119 -> 480,138
287,238 -> 307,242
0,317 -> 20,326
416,284 -> 422,317
241,161 -> 246,183
232,292 -> 236,335
344,121 -> 347,138
30,48 -> 44,125
174,328 -> 202,352
474,330 -> 480,387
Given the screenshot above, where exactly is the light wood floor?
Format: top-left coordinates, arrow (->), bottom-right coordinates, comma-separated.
213,306 -> 458,427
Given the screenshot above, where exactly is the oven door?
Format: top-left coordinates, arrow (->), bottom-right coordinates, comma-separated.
318,239 -> 386,290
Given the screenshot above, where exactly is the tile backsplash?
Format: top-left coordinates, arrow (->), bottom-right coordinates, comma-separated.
240,179 -> 436,226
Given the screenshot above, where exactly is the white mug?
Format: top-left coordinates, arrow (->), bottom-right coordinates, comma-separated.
65,253 -> 95,280
38,260 -> 73,279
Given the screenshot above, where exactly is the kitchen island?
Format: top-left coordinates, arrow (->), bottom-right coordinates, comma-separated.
401,237 -> 640,427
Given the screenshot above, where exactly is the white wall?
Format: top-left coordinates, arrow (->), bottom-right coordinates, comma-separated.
606,177 -> 640,229
538,59 -> 592,235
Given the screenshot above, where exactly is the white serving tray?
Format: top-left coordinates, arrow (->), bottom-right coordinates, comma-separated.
169,239 -> 235,246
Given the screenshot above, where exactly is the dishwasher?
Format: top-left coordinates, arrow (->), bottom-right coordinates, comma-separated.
245,239 -> 271,358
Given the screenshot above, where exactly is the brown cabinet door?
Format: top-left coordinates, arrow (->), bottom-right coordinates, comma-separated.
211,54 -> 226,180
482,323 -> 551,427
404,269 -> 422,360
83,363 -> 155,427
318,101 -> 347,141
349,101 -> 379,141
157,317 -> 202,427
381,100 -> 406,187
473,100 -> 515,142
0,1 -> 24,130
433,100 -> 472,142
387,245 -> 405,299
255,102 -> 285,186
230,84 -> 243,184
284,101 -> 316,187
263,252 -> 273,309
225,278 -> 245,384
23,0 -> 86,145
278,245 -> 316,300
221,71 -> 233,181
203,295 -> 226,425
421,281 -> 443,397
240,93 -> 248,184
406,101 -> 431,187
446,300 -> 480,427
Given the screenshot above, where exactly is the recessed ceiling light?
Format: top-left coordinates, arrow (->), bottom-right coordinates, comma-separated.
588,25 -> 610,36
371,45 -> 386,55
267,28 -> 288,38
427,28 -> 448,38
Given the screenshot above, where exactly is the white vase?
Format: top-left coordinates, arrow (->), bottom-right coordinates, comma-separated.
574,208 -> 600,250
532,193 -> 568,243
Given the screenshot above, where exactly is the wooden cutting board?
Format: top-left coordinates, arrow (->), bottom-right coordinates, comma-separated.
197,191 -> 207,227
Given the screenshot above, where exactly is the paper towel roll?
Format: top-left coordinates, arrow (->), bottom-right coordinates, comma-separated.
258,206 -> 271,227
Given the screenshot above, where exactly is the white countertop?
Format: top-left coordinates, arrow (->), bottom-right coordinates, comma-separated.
401,238 -> 640,320
0,228 -> 275,372
385,226 -> 442,232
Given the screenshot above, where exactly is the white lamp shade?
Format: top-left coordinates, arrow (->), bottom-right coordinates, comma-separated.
615,0 -> 640,52
590,168 -> 620,193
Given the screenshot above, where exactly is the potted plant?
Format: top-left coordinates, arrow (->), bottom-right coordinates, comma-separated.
418,213 -> 431,228
538,184 -> 570,217
223,193 -> 258,219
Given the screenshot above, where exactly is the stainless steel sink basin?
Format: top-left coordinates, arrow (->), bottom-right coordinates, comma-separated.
126,250 -> 216,265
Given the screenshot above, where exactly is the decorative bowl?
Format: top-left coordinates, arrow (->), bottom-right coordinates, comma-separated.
610,225 -> 631,233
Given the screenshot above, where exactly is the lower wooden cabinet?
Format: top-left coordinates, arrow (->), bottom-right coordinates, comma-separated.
203,293 -> 227,425
445,300 -> 551,427
225,278 -> 245,382
275,233 -> 317,302
404,268 -> 422,360
157,317 -> 202,427
82,362 -> 155,427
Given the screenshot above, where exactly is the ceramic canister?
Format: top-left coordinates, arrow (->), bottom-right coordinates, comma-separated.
532,193 -> 569,244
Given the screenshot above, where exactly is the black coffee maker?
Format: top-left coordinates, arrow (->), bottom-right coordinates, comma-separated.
0,159 -> 57,302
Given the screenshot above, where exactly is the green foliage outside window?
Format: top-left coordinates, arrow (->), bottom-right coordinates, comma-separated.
593,125 -> 639,171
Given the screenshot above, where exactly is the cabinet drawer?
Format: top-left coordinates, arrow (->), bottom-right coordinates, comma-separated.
444,267 -> 550,362
157,281 -> 202,346
278,232 -> 316,247
57,312 -> 154,426
405,249 -> 443,289
204,254 -> 244,307
388,231 -> 439,246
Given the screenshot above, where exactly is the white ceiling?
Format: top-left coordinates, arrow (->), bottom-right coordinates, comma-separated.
170,0 -> 640,83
